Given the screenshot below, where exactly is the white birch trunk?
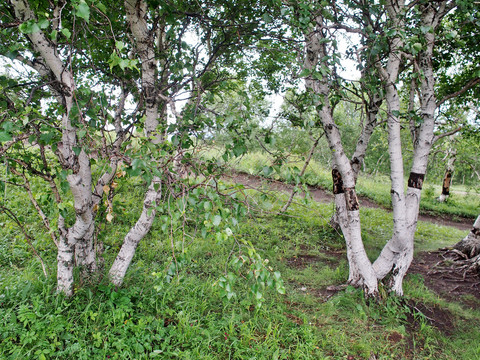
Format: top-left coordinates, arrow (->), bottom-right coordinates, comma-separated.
454,215 -> 480,258
371,17 -> 408,283
109,178 -> 162,286
56,218 -> 74,296
332,171 -> 362,285
373,2 -> 446,294
107,0 -> 164,287
11,0 -> 96,294
304,20 -> 378,295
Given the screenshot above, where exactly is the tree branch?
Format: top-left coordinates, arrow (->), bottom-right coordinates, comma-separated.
437,78 -> 480,107
433,126 -> 463,144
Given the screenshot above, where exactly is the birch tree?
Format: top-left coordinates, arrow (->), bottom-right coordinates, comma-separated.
287,0 -> 478,296
1,0 -> 283,294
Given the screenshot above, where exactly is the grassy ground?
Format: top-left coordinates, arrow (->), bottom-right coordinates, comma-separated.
1,175 -> 479,359
222,149 -> 480,220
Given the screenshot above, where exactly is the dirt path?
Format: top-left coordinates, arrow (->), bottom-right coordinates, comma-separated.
226,172 -> 473,231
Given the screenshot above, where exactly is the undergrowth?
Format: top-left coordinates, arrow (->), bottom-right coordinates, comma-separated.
1,176 -> 479,359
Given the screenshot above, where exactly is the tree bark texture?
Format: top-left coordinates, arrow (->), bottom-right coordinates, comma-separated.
10,0 -> 96,295
373,2 -> 447,294
109,178 -> 162,286
108,0 -> 165,287
454,215 -> 480,258
304,19 -> 378,295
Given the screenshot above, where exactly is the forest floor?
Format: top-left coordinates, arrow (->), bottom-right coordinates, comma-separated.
225,171 -> 480,313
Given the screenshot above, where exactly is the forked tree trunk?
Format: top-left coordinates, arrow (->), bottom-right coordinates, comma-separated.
303,19 -> 378,295
454,215 -> 480,258
373,1 -> 447,295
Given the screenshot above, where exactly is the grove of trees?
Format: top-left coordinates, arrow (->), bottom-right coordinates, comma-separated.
1,0 -> 479,300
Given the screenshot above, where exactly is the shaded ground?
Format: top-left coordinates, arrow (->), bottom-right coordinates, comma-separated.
226,172 -> 473,231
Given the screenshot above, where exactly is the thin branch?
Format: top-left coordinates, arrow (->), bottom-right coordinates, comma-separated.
0,205 -> 48,277
9,168 -> 59,247
437,78 -> 480,107
280,133 -> 323,213
433,126 -> 463,144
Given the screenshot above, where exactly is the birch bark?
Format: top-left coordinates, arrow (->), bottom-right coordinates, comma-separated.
108,0 -> 163,286
10,0 -> 96,295
303,18 -> 378,295
454,215 -> 480,258
373,1 -> 449,294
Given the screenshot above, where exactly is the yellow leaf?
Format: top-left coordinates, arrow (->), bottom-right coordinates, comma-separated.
103,185 -> 110,194
106,213 -> 114,222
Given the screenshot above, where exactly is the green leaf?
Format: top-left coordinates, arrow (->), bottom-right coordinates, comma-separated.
262,166 -> 273,177
276,284 -> 285,295
119,59 -> 129,70
298,68 -> 311,78
96,2 -> 107,13
61,28 -> 72,39
213,215 -> 222,226
115,41 -> 125,51
38,18 -> 49,29
203,201 -> 212,211
74,1 -> 91,23
50,30 -> 58,41
19,21 -> 40,34
412,42 -> 422,54
420,25 -> 432,34
0,131 -> 12,142
262,13 -> 273,23
73,146 -> 82,156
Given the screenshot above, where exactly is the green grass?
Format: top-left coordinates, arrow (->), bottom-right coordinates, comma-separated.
218,149 -> 479,219
1,175 -> 479,359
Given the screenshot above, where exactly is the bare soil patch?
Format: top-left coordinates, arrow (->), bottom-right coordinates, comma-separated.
409,250 -> 480,309
404,299 -> 456,335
